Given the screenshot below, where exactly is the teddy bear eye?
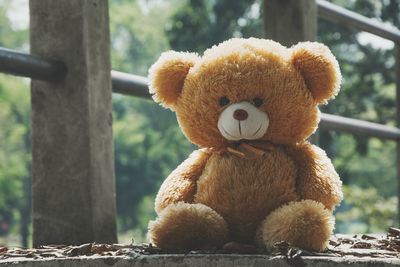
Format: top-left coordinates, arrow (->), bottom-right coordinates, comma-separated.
253,97 -> 263,107
219,96 -> 230,106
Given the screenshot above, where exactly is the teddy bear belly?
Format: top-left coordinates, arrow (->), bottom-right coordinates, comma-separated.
194,150 -> 298,243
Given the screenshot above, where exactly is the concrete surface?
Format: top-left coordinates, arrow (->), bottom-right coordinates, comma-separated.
30,0 -> 117,246
1,254 -> 400,267
264,0 -> 317,46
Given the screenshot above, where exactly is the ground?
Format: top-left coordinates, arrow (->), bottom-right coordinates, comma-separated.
1,228 -> 400,266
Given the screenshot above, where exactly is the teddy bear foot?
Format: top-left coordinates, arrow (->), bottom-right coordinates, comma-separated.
148,202 -> 229,250
257,200 -> 334,251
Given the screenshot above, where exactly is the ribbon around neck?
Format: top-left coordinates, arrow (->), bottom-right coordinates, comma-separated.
214,140 -> 276,160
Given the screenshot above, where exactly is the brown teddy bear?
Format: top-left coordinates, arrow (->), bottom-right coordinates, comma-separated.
147,38 -> 343,252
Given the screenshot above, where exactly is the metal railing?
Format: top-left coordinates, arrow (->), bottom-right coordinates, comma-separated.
317,0 -> 400,222
0,0 -> 399,232
1,42 -> 400,141
317,0 -> 400,43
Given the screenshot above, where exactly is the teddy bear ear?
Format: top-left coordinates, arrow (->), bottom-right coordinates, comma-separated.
148,51 -> 199,109
291,42 -> 341,104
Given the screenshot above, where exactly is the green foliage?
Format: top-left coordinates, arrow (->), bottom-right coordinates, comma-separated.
109,0 -> 181,75
336,185 -> 396,233
112,96 -> 193,232
0,75 -> 30,241
167,0 -> 263,52
331,134 -> 396,197
0,0 -> 31,245
0,0 -> 28,50
109,1 -> 195,236
316,0 -> 400,232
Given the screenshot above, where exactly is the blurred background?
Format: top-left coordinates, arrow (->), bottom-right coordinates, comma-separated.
0,0 -> 399,247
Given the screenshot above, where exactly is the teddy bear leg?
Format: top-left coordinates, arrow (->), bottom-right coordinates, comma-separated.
148,202 -> 229,250
257,199 -> 334,251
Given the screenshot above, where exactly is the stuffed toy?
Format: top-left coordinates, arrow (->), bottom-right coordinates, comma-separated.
147,38 -> 343,252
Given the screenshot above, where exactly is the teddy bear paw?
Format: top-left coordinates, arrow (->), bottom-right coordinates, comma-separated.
257,199 -> 334,251
148,202 -> 229,250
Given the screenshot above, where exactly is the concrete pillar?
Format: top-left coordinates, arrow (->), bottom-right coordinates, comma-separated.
264,0 -> 319,144
263,0 -> 317,46
30,0 -> 117,246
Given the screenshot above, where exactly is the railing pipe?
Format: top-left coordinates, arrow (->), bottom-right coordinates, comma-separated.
1,47 -> 400,142
317,0 -> 400,43
0,47 -> 66,82
320,113 -> 400,141
111,71 -> 150,98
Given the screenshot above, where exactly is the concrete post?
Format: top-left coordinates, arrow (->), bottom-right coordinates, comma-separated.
263,0 -> 317,47
30,0 -> 117,246
263,0 -> 319,144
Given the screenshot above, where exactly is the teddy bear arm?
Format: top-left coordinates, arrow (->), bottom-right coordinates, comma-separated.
154,149 -> 211,214
286,142 -> 343,211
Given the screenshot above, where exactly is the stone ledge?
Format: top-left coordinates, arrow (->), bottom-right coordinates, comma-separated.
2,232 -> 400,266
1,254 -> 400,267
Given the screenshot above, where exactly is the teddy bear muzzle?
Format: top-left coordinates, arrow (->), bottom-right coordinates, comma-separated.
217,101 -> 269,141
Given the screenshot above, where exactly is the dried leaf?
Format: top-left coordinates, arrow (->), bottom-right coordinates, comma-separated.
361,234 -> 377,240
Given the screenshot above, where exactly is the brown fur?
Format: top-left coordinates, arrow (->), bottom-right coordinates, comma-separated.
149,51 -> 199,109
257,200 -> 334,251
292,42 -> 341,104
147,38 -> 343,251
194,145 -> 298,243
154,149 -> 212,214
148,202 -> 228,250
285,143 -> 343,211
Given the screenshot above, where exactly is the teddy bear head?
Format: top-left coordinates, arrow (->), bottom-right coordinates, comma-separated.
149,38 -> 341,148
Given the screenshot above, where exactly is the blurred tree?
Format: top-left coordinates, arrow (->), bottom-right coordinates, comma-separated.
336,185 -> 396,233
0,0 -> 28,51
167,0 -> 263,52
109,0 -> 173,76
0,76 -> 31,247
112,96 -> 193,233
109,0 -> 194,236
0,0 -> 30,247
316,0 -> 400,232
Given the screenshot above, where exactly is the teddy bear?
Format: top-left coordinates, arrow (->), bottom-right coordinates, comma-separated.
147,37 -> 343,252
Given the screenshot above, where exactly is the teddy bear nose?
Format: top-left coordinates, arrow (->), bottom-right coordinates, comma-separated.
233,109 -> 248,121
